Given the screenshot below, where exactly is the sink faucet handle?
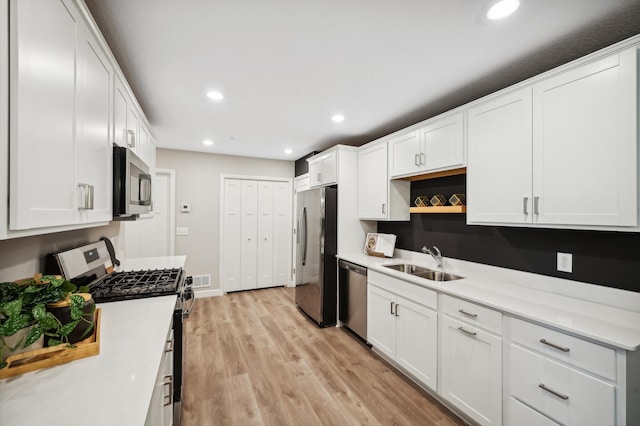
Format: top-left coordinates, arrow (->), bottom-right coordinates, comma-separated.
431,245 -> 441,257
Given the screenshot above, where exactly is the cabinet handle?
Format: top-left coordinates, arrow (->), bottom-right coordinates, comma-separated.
419,152 -> 425,165
414,154 -> 420,166
165,338 -> 174,353
523,197 -> 529,215
382,204 -> 386,214
163,374 -> 173,406
127,129 -> 136,148
539,383 -> 569,400
534,196 -> 540,215
457,326 -> 476,336
458,309 -> 477,318
390,302 -> 395,315
394,304 -> 399,317
78,184 -> 94,210
540,339 -> 570,352
317,172 -> 322,182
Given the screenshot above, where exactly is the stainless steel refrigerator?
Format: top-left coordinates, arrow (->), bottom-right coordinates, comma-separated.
295,186 -> 338,327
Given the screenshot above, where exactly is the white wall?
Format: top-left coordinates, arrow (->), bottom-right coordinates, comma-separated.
156,149 -> 294,291
0,222 -> 120,282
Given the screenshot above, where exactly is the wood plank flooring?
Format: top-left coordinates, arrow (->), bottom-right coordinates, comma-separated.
182,286 -> 466,426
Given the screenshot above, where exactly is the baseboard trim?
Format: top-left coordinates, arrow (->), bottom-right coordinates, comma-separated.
194,288 -> 223,298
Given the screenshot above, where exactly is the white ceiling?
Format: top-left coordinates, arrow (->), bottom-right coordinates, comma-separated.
84,0 -> 640,161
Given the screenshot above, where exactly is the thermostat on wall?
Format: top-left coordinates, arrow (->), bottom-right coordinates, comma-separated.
180,203 -> 190,213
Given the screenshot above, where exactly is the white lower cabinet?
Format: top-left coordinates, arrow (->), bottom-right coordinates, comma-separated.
439,296 -> 503,426
506,316 -> 619,426
146,325 -> 174,426
367,272 -> 438,391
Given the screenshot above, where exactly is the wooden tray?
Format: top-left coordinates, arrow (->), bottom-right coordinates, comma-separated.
0,308 -> 101,380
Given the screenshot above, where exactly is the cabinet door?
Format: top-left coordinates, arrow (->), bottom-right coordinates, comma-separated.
257,181 -> 274,288
388,130 -> 421,178
467,87 -> 533,225
9,0 -> 80,230
358,142 -> 388,220
440,315 -> 502,426
273,181 -> 292,286
395,296 -> 438,391
532,49 -> 637,226
367,284 -> 396,359
127,102 -> 140,156
113,75 -> 129,147
76,23 -> 113,224
420,112 -> 464,171
222,179 -> 242,292
321,152 -> 337,185
308,158 -> 323,187
240,180 -> 258,290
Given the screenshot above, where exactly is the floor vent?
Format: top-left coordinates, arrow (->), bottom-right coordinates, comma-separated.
191,274 -> 211,288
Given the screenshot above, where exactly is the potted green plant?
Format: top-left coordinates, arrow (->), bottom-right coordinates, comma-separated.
0,275 -> 95,368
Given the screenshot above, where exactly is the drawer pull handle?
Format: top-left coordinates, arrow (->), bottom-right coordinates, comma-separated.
539,383 -> 569,400
540,339 -> 570,352
457,327 -> 477,337
458,309 -> 477,318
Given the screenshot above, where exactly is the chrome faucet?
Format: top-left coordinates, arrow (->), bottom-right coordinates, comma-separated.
422,245 -> 443,269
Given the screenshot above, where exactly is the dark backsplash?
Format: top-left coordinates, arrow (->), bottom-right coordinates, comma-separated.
377,175 -> 640,293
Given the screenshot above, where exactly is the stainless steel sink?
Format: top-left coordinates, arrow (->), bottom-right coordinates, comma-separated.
412,270 -> 463,282
382,263 -> 463,282
383,263 -> 431,274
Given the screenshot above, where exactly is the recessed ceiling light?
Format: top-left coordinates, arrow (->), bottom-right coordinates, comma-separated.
487,0 -> 520,20
331,114 -> 345,123
206,91 -> 224,101
203,139 -> 214,146
284,149 -> 293,155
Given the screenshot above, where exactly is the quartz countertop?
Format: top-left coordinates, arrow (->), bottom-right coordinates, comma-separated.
0,256 -> 185,426
338,251 -> 640,351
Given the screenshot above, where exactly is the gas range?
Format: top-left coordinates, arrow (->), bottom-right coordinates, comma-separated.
89,268 -> 184,303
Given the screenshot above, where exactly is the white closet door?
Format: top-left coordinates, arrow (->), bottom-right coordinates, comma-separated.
273,181 -> 292,285
222,179 -> 243,291
257,181 -> 274,288
240,180 -> 258,290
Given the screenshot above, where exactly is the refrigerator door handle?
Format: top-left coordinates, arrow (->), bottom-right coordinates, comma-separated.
301,207 -> 307,266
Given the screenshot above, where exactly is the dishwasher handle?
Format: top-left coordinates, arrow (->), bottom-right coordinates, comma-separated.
338,260 -> 367,276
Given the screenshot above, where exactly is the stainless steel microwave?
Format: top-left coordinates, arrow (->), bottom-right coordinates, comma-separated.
113,145 -> 152,220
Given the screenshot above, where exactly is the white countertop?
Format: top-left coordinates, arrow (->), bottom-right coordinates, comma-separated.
0,256 -> 185,426
339,251 -> 640,351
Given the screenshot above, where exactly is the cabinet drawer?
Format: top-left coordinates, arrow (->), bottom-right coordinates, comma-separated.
369,271 -> 437,310
441,294 -> 502,335
508,344 -> 615,426
510,317 -> 616,380
507,397 -> 560,426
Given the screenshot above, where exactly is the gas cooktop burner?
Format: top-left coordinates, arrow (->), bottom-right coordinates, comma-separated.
89,268 -> 183,303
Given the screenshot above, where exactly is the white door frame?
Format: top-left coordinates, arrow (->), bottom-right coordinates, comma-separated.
157,168 -> 176,256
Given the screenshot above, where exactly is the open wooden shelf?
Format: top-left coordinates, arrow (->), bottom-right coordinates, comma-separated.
409,206 -> 467,214
401,167 -> 466,181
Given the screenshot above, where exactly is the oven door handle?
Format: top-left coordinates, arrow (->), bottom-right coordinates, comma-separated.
183,287 -> 196,317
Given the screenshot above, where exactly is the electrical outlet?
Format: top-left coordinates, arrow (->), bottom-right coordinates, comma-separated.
557,252 -> 572,273
176,227 -> 189,236
180,204 -> 190,213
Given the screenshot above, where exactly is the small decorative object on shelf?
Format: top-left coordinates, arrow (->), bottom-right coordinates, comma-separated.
430,194 -> 447,206
449,193 -> 466,206
414,196 -> 429,207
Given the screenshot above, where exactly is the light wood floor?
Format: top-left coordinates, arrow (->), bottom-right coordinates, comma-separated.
182,286 -> 465,426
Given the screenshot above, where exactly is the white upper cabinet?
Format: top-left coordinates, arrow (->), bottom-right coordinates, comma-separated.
389,111 -> 465,179
467,87 -> 533,225
468,46 -> 638,230
358,140 -> 410,221
532,50 -> 637,227
76,22 -> 113,224
9,0 -> 112,230
308,150 -> 337,187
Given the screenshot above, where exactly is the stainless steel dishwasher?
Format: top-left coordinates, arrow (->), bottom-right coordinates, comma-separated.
338,260 -> 368,342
